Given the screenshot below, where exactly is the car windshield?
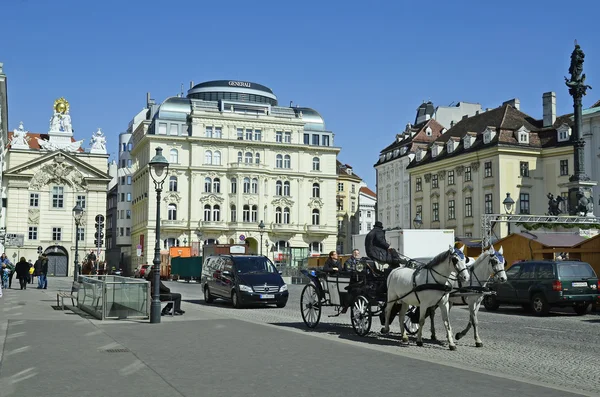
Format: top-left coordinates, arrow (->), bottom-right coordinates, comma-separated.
558,263 -> 597,278
235,257 -> 277,274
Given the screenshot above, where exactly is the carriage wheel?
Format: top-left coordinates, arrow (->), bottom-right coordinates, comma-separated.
300,283 -> 321,328
404,305 -> 420,335
351,295 -> 372,337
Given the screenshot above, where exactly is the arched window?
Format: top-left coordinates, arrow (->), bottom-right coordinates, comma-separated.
275,240 -> 289,252
204,150 -> 212,164
276,154 -> 283,168
255,153 -> 260,164
230,205 -> 237,222
237,151 -> 242,163
204,238 -> 219,245
283,181 -> 290,196
213,205 -> 220,221
170,149 -> 178,164
204,177 -> 212,193
251,205 -> 258,222
168,204 -> 177,220
169,176 -> 178,192
275,181 -> 283,196
312,209 -> 320,225
275,207 -> 282,223
163,238 -> 179,249
312,183 -> 320,198
243,205 -> 250,222
243,177 -> 250,193
309,242 -> 322,254
245,152 -> 253,164
213,178 -> 220,193
213,151 -> 221,165
284,155 -> 291,168
313,157 -> 320,171
283,207 -> 290,224
230,178 -> 237,194
251,178 -> 258,194
204,204 -> 211,221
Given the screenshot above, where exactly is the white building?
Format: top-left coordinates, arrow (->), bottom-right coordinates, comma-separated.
582,100 -> 600,205
0,63 -> 8,253
2,98 -> 110,276
130,80 -> 340,268
358,186 -> 376,234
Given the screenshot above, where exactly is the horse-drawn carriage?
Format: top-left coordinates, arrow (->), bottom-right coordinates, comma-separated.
299,259 -> 420,337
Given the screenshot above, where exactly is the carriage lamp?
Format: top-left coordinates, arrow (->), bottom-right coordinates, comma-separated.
413,213 -> 423,229
72,204 -> 84,282
258,220 -> 265,255
149,147 -> 170,324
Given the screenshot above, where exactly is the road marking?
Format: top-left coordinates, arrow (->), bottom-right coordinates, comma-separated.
6,332 -> 26,339
6,346 -> 30,356
523,326 -> 567,333
119,360 -> 145,376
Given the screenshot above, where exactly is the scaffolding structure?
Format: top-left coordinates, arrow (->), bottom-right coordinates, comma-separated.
480,214 -> 600,249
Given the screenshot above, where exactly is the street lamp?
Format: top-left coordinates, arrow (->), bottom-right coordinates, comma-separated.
148,147 -> 170,324
413,213 -> 422,229
258,220 -> 265,255
503,192 -> 515,235
72,204 -> 84,282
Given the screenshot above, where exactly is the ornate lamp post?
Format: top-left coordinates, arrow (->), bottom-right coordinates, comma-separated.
72,204 -> 84,282
412,213 -> 422,229
258,220 -> 265,255
148,147 -> 169,324
565,41 -> 596,215
503,193 -> 515,235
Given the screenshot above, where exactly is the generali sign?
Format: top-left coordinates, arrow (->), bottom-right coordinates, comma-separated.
228,81 -> 251,88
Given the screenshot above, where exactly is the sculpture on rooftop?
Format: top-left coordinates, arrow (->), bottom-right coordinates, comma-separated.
547,193 -> 564,216
90,128 -> 107,154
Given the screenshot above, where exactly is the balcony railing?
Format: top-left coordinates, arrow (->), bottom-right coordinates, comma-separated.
161,220 -> 187,227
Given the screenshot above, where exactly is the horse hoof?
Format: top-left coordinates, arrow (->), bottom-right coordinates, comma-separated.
455,333 -> 462,340
416,341 -> 423,347
449,345 -> 457,351
476,342 -> 483,348
402,337 -> 409,343
380,327 -> 389,334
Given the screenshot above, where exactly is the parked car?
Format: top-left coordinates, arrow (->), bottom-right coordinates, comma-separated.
201,255 -> 288,308
134,265 -> 150,278
484,260 -> 600,316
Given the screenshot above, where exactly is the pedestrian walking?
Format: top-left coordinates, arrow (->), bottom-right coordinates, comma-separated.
15,257 -> 30,290
34,256 -> 42,287
1,264 -> 9,289
0,253 -> 14,289
38,255 -> 48,289
28,262 -> 34,284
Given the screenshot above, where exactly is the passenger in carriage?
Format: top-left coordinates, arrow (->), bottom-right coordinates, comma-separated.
343,249 -> 361,271
323,251 -> 341,273
365,221 -> 411,269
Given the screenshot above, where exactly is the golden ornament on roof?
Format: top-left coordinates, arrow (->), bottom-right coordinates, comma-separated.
53,97 -> 70,114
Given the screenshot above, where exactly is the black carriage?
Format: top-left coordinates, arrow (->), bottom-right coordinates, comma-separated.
300,259 -> 419,336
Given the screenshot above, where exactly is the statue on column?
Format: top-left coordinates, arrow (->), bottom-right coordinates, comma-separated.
565,42 -> 592,94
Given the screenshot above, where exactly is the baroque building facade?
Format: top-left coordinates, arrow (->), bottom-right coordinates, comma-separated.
129,80 -> 339,268
335,161 -> 364,254
3,98 -> 110,276
407,93 -> 574,239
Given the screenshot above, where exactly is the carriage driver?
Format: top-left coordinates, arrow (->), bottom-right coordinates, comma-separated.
365,221 -> 411,269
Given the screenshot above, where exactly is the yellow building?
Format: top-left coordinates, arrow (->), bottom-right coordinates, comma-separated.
407,96 -> 573,239
336,161 -> 364,254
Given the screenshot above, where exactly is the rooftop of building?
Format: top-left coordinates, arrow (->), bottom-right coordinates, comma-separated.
337,160 -> 362,181
359,186 -> 376,198
7,131 -> 84,152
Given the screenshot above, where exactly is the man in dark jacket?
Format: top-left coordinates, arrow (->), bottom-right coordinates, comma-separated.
365,221 -> 410,268
145,267 -> 185,315
38,255 -> 48,289
15,257 -> 30,290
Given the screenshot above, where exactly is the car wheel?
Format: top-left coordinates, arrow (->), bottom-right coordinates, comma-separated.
276,302 -> 286,308
573,303 -> 589,316
531,293 -> 550,316
483,295 -> 499,311
232,290 -> 243,309
203,286 -> 214,303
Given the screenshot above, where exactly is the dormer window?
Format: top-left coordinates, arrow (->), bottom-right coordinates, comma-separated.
463,134 -> 474,149
446,140 -> 454,153
379,155 -> 385,163
393,149 -> 400,158
415,149 -> 423,161
516,126 -> 530,144
425,126 -> 433,136
483,127 -> 496,144
386,152 -> 392,160
557,123 -> 571,142
441,128 -> 447,134
431,145 -> 438,158
401,146 -> 407,155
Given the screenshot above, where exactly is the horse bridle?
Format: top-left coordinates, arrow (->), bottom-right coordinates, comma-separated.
468,253 -> 505,287
428,250 -> 468,285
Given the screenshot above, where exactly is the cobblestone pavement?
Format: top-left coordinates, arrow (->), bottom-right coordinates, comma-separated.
170,280 -> 600,396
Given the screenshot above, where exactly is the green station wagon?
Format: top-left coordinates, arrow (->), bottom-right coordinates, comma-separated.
484,260 -> 600,316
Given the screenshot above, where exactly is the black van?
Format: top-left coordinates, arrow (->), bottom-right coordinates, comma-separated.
201,255 -> 288,308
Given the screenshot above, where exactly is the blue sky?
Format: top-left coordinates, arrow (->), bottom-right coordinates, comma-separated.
2,0 -> 599,187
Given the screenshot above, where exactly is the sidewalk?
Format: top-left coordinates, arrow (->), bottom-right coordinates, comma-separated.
0,278 -> 587,397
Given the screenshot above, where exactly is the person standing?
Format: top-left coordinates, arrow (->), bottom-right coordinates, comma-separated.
38,255 -> 48,289
1,264 -> 9,289
28,262 -> 34,284
34,256 -> 43,288
0,253 -> 14,289
15,257 -> 30,290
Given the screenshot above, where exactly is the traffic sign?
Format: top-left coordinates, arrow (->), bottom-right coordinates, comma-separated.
95,231 -> 104,239
239,234 -> 246,241
95,214 -> 105,223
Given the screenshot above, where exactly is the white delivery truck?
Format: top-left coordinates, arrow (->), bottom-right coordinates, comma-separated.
351,229 -> 455,261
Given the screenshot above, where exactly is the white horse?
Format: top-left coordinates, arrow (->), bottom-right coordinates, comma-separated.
382,246 -> 469,350
427,246 -> 508,347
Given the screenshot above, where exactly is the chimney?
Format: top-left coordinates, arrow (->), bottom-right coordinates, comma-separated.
502,98 -> 520,110
189,81 -> 194,89
543,92 -> 556,127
